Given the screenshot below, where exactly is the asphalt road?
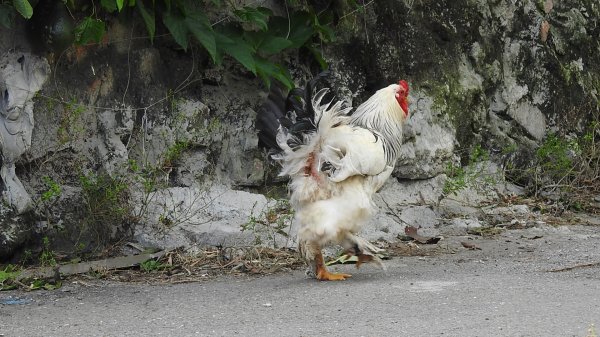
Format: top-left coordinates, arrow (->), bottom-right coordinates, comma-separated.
1,225 -> 599,337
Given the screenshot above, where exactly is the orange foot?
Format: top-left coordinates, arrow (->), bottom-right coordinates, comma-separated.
316,268 -> 352,281
314,250 -> 352,281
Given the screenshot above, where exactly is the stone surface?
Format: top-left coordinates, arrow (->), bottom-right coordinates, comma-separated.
394,92 -> 457,179
0,52 -> 50,257
132,184 -> 294,249
0,52 -> 49,214
0,0 -> 599,259
0,206 -> 31,258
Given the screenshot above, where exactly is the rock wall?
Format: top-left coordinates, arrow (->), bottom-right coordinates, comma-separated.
0,52 -> 49,214
0,0 -> 598,260
326,0 -> 598,169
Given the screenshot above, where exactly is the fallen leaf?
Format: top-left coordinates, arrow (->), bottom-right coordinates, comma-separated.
461,242 -> 482,250
541,20 -> 550,43
404,226 -> 442,244
326,253 -> 388,266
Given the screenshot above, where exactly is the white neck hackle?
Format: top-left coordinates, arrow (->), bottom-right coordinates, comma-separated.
350,84 -> 407,165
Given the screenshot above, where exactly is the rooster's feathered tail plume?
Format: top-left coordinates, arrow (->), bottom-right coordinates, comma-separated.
256,71 -> 332,152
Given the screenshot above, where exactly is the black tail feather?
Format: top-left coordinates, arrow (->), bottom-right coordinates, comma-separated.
256,71 -> 333,152
257,84 -> 287,150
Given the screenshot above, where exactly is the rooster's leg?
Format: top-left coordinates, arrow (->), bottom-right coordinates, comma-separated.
315,250 -> 352,281
355,254 -> 374,269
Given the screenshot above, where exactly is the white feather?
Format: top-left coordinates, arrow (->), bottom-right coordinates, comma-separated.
274,82 -> 407,270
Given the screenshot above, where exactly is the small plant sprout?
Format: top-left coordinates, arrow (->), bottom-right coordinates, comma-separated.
40,236 -> 57,267
41,176 -> 62,202
443,144 -> 500,197
242,199 -> 294,248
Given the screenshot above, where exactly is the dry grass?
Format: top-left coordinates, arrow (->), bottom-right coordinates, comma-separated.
587,324 -> 597,337
64,240 -> 453,285
74,246 -> 306,284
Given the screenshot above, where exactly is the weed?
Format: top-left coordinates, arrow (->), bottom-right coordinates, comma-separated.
535,134 -> 577,182
443,162 -> 467,195
126,100 -> 218,228
79,172 -> 130,248
443,144 -> 500,196
162,141 -> 189,169
74,242 -> 86,254
20,249 -> 33,265
505,120 -> 600,212
242,199 -> 294,248
80,173 -> 129,218
41,176 -> 61,202
28,279 -> 62,291
140,259 -> 167,273
501,143 -> 518,156
39,236 -> 57,267
58,98 -> 86,144
0,265 -> 21,290
0,264 -> 62,291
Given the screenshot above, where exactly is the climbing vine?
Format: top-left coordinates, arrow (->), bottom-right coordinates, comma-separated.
0,0 -> 370,89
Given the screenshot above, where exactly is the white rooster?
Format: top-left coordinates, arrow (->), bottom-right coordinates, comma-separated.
257,73 -> 409,280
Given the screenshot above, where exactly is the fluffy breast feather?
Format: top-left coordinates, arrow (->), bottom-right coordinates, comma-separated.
296,175 -> 375,246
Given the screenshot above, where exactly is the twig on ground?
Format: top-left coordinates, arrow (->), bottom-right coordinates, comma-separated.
547,261 -> 600,273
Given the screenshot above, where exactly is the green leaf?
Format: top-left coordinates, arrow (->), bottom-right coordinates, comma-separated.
116,0 -> 125,11
257,37 -> 293,56
306,44 -> 328,70
27,278 -> 61,290
74,17 -> 106,45
0,270 -> 19,283
254,57 -> 293,89
137,0 -> 155,42
163,11 -> 188,50
242,30 -> 263,51
100,0 -> 117,12
12,0 -> 32,19
185,12 -> 217,62
270,13 -> 315,49
269,69 -> 293,90
243,29 -> 294,55
219,37 -> 256,74
234,6 -> 272,31
315,23 -> 336,43
0,3 -> 15,28
288,25 -> 316,48
43,281 -> 62,290
215,30 -> 256,74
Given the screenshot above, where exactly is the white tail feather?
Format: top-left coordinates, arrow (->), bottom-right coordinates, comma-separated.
274,90 -> 352,180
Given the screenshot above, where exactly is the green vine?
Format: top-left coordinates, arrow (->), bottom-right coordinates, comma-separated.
1,0 -> 369,89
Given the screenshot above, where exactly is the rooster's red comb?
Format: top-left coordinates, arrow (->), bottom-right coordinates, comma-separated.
399,80 -> 409,93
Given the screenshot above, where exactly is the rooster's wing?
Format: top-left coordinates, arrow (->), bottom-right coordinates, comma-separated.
320,125 -> 388,183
